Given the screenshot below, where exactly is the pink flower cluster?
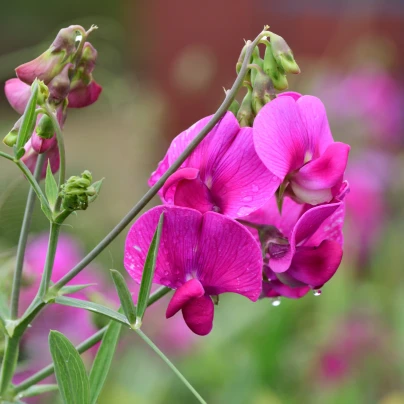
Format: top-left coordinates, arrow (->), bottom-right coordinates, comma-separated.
124,92 -> 350,335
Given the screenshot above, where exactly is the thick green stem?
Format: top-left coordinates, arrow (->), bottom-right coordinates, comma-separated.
43,104 -> 65,212
0,335 -> 21,397
10,154 -> 46,319
37,222 -> 61,298
13,286 -> 171,394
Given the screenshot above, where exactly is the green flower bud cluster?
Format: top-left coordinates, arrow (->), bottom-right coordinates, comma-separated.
60,170 -> 101,211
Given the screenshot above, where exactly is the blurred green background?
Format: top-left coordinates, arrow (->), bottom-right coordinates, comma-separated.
1,1 -> 404,403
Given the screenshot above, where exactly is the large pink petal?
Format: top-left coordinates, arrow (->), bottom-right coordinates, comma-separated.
253,96 -> 308,180
4,78 -> 31,114
182,295 -> 214,336
211,127 -> 280,217
196,212 -> 262,301
293,142 -> 350,190
149,112 -> 239,187
67,80 -> 102,108
174,178 -> 214,213
166,279 -> 205,318
124,206 -> 201,288
288,240 -> 343,287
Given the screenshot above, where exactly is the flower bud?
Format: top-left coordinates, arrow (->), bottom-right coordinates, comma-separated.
237,84 -> 254,127
236,41 -> 249,74
250,65 -> 276,114
32,114 -> 55,154
263,41 -> 289,91
3,117 -> 22,147
35,115 -> 54,139
48,63 -> 73,103
16,25 -> 85,85
269,33 -> 300,75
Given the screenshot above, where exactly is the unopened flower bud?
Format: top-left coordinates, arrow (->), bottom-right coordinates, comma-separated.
3,117 -> 22,147
250,64 -> 276,114
263,41 -> 289,91
250,46 -> 263,85
269,33 -> 300,74
35,115 -> 54,139
48,63 -> 73,103
16,25 -> 85,85
237,84 -> 254,127
236,41 -> 250,74
32,114 -> 55,154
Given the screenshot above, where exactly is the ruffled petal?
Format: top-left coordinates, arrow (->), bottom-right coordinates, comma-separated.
124,206 -> 201,288
211,127 -> 280,217
253,96 -> 308,180
196,212 -> 262,301
288,240 -> 343,287
4,78 -> 31,114
182,295 -> 214,336
166,279 -> 205,318
67,80 -> 102,108
262,280 -> 310,299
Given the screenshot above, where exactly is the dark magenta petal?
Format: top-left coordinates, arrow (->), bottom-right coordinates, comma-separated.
162,168 -> 200,203
262,280 -> 310,299
182,295 -> 214,336
288,240 -> 343,287
211,127 -> 280,217
196,212 -> 262,301
293,142 -> 350,191
67,80 -> 102,108
4,78 -> 31,114
166,279 -> 205,318
174,178 -> 214,214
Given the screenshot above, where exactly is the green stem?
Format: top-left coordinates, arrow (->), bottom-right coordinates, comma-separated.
0,151 -> 14,161
43,104 -> 65,212
50,30 -> 266,294
10,154 -> 46,319
37,222 -> 61,298
135,329 -> 206,404
13,286 -> 171,394
0,335 -> 21,397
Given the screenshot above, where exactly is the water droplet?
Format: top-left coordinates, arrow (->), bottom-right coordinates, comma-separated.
237,206 -> 254,217
313,289 -> 322,296
242,196 -> 253,202
134,245 -> 142,252
272,298 -> 281,307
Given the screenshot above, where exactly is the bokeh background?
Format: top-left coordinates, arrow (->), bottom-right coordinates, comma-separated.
1,1 -> 404,403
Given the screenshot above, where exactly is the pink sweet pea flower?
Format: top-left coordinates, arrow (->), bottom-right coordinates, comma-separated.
149,112 -> 280,218
244,182 -> 348,299
253,92 -> 350,205
4,78 -> 31,114
124,205 -> 263,335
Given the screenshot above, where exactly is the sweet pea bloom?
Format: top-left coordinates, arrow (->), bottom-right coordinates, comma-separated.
149,112 -> 280,218
244,182 -> 348,299
124,205 -> 263,335
253,92 -> 350,205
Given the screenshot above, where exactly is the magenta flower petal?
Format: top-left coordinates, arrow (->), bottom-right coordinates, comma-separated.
288,240 -> 343,287
166,279 -> 205,318
196,212 -> 262,301
174,177 -> 214,213
182,295 -> 214,336
253,96 -> 307,180
4,78 -> 31,114
278,91 -> 302,101
211,127 -> 280,217
262,280 -> 310,299
293,142 -> 350,191
67,80 -> 102,108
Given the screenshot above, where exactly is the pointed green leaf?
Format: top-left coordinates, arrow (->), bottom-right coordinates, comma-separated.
15,81 -> 39,153
54,296 -> 129,326
45,160 -> 58,210
88,178 -> 104,204
17,384 -> 59,398
89,318 -> 122,404
135,212 -> 164,328
110,269 -> 137,325
49,330 -> 90,404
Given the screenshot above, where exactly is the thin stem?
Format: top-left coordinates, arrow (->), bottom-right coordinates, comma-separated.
0,151 -> 14,161
50,30 -> 266,293
43,104 -> 65,212
10,154 -> 46,319
15,160 -> 50,213
37,222 -> 61,298
0,335 -> 21,397
135,329 -> 206,404
13,286 -> 171,394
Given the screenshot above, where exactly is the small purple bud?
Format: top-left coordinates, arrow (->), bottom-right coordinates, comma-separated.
48,63 -> 73,103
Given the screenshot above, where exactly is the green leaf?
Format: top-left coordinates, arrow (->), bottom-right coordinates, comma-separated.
17,384 -> 59,398
15,81 -> 39,153
45,160 -> 58,210
89,318 -> 122,404
54,296 -> 129,326
88,178 -> 104,204
136,212 -> 164,328
49,330 -> 90,404
110,269 -> 137,325
44,284 -> 96,303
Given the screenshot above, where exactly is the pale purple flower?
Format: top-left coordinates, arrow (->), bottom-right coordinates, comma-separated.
253,92 -> 350,205
244,182 -> 348,299
149,112 -> 280,218
124,205 -> 263,335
